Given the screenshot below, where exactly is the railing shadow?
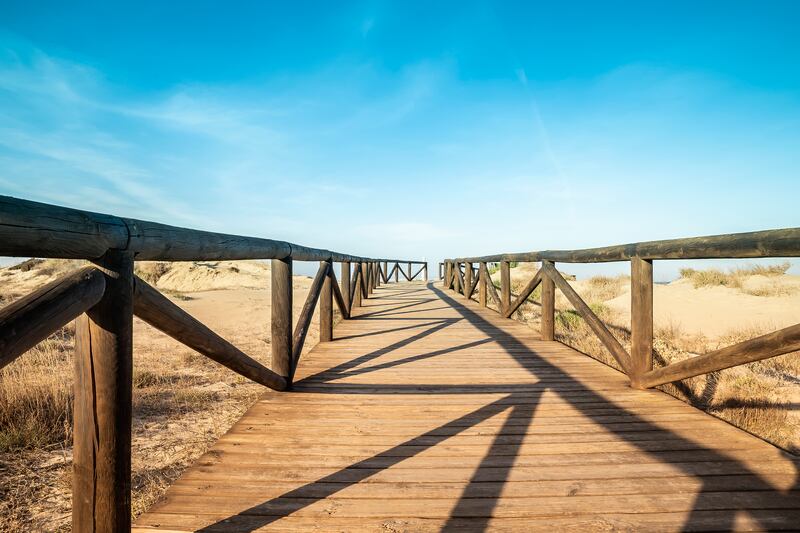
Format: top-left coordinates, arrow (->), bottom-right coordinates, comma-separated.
194,282 -> 798,532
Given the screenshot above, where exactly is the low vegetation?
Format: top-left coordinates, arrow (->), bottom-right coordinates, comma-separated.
679,262 -> 793,296
494,263 -> 799,454
0,259 -> 281,531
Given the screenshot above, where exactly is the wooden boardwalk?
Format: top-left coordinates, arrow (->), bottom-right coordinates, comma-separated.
135,282 -> 800,532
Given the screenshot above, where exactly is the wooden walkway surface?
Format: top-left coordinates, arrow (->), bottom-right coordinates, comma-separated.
135,282 -> 800,532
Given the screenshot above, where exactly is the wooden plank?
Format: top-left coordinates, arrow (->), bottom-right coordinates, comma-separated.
135,282 -> 800,532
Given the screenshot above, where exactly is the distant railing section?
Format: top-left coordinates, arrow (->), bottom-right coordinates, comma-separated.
442,228 -> 800,389
0,195 -> 425,532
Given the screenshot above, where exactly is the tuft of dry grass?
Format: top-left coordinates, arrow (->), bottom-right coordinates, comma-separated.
679,262 -> 793,295
0,326 -> 74,453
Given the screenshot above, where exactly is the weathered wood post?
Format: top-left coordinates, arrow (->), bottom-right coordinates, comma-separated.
630,257 -> 653,387
393,262 -> 398,282
479,262 -> 487,307
541,260 -> 555,341
320,260 -> 333,342
271,257 -> 293,381
366,262 -> 374,295
341,261 -> 351,312
407,262 -> 412,281
453,262 -> 461,293
373,262 -> 380,288
443,262 -> 449,288
73,250 -> 134,532
353,262 -> 362,308
361,262 -> 369,299
500,261 -> 511,312
464,261 -> 473,299
383,261 -> 388,284
424,263 -> 428,281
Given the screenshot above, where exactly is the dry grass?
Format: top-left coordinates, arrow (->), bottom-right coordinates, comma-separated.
0,321 -> 264,531
500,264 -> 799,454
679,262 -> 793,296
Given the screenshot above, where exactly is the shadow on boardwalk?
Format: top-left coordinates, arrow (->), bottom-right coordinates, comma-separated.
196,283 -> 799,532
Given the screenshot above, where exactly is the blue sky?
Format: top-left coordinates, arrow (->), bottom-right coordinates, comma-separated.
1,1 -> 799,278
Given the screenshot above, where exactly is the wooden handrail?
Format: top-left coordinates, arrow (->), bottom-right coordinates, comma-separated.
0,195 -> 426,530
448,227 -> 800,264
0,266 -> 105,370
444,226 -> 800,392
0,195 -> 427,264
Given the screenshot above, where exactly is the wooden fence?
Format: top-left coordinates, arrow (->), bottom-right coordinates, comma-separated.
0,195 -> 425,531
442,227 -> 800,389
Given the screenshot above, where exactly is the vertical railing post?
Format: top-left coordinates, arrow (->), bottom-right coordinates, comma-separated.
464,261 -> 473,299
394,262 -> 399,283
454,262 -> 461,293
500,261 -> 511,312
73,250 -> 134,532
424,263 -> 428,282
320,260 -> 333,342
383,261 -> 388,284
631,257 -> 654,387
541,260 -> 555,341
341,261 -> 351,313
366,262 -> 373,295
271,257 -> 293,382
361,262 -> 369,299
353,262 -> 363,308
479,262 -> 487,307
407,262 -> 412,281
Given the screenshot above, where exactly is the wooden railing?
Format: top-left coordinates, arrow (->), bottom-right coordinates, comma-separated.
443,228 -> 800,389
0,195 -> 425,531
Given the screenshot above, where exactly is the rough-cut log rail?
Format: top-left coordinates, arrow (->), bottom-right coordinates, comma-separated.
0,266 -> 105,369
453,227 -> 800,263
134,282 -> 800,532
0,195 -> 429,263
133,276 -> 287,391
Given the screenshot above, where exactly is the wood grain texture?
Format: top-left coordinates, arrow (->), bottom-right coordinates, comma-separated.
500,261 -> 511,311
0,266 -> 105,370
641,321 -> 800,388
541,263 -> 555,341
630,257 -> 653,387
74,251 -> 133,532
271,258 -> 293,381
135,282 -> 799,532
0,195 -> 425,263
450,227 -> 800,264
